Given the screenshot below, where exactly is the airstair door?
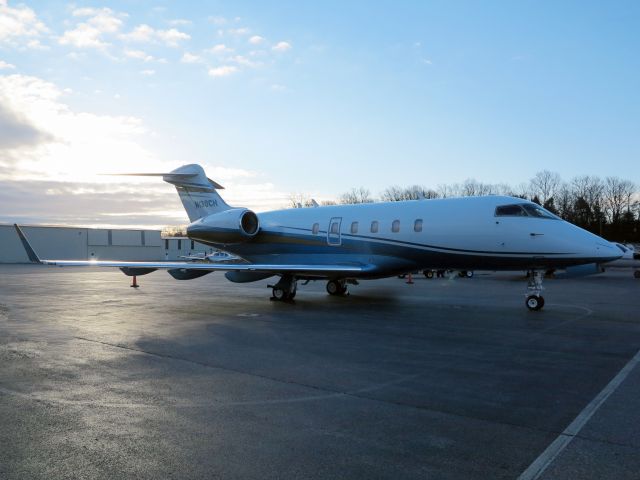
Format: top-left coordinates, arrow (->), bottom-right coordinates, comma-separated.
327,217 -> 342,246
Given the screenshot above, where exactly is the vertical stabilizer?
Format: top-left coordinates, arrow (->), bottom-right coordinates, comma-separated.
163,164 -> 231,221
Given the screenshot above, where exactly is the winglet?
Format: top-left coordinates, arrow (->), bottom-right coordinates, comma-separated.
13,224 -> 42,263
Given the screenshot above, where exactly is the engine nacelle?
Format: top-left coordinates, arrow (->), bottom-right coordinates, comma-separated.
187,208 -> 260,245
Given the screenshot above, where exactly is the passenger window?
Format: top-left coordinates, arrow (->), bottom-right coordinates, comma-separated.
495,205 -> 527,217
414,219 -> 423,232
391,220 -> 400,233
330,222 -> 340,234
370,221 -> 379,233
351,221 -> 358,234
312,223 -> 319,234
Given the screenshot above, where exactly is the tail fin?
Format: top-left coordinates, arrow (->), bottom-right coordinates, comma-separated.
114,164 -> 231,221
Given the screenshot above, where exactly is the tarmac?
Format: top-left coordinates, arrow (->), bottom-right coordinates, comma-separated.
1,264 -> 639,479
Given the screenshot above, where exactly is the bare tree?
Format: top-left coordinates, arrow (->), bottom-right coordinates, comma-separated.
437,183 -> 460,198
288,193 -> 316,208
530,170 -> 561,204
571,175 -> 605,227
461,179 -> 494,196
603,177 -> 636,223
161,225 -> 187,237
339,187 -> 373,204
554,183 -> 574,218
380,186 -> 405,202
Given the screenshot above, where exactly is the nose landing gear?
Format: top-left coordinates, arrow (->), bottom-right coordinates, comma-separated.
525,270 -> 545,311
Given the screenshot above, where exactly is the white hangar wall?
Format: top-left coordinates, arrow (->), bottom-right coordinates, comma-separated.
0,224 -> 215,263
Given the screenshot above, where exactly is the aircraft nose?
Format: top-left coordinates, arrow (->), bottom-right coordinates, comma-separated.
593,241 -> 623,262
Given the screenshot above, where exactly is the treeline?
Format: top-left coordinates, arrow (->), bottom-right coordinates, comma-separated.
289,171 -> 640,242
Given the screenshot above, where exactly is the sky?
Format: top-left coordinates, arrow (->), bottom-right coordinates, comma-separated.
0,0 -> 638,228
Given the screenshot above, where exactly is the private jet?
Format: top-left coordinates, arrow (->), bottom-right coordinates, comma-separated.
14,164 -> 622,310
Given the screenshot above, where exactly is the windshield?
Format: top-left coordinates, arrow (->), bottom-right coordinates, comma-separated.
495,203 -> 559,219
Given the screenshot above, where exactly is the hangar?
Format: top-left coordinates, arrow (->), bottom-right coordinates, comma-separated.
0,224 -> 212,263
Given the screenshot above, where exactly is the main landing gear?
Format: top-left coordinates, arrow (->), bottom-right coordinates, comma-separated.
269,275 -> 297,301
525,270 -> 545,311
326,279 -> 348,296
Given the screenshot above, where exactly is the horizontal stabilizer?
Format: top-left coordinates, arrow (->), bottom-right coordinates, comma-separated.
103,172 -> 224,189
14,224 -> 41,264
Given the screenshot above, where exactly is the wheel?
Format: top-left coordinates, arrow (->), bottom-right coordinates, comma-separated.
465,271 -> 474,278
634,270 -> 640,279
327,280 -> 347,296
326,280 -> 340,295
272,287 -> 286,300
458,271 -> 466,277
526,295 -> 544,311
288,289 -> 296,299
425,270 -> 434,279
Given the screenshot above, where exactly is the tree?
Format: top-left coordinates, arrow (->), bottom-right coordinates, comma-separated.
543,197 -> 558,214
288,193 -> 316,208
339,187 -> 373,204
380,186 -> 405,202
603,177 -> 636,223
530,170 -> 561,205
571,175 -> 605,226
161,225 -> 187,237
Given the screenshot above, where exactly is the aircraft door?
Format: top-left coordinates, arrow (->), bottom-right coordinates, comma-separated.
327,217 -> 342,246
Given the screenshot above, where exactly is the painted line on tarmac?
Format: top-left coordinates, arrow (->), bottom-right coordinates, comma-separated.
518,348 -> 640,480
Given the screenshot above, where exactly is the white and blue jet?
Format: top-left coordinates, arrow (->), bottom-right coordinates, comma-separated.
15,164 -> 622,310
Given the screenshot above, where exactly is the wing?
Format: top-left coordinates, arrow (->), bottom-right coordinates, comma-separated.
14,225 -> 369,277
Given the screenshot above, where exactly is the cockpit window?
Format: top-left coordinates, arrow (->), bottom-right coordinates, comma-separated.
615,243 -> 628,253
521,204 -> 558,219
495,204 -> 527,216
495,203 -> 558,219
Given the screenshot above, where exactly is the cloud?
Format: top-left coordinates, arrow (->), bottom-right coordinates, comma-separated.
0,73 -> 155,182
231,55 -> 261,68
0,101 -> 53,152
71,7 -> 123,33
120,24 -> 154,42
59,23 -> 110,49
0,60 -> 15,69
207,43 -> 233,54
248,35 -> 264,45
156,28 -> 190,47
228,27 -> 250,35
0,1 -> 49,47
180,52 -> 201,64
208,16 -> 227,26
124,48 -> 154,62
59,7 -> 124,49
168,19 -> 191,26
272,41 -> 292,52
120,24 -> 190,47
208,65 -> 238,77
140,69 -> 155,76
0,74 -> 289,226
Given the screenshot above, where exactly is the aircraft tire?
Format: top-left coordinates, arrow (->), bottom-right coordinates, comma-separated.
272,287 -> 286,301
425,270 -> 434,279
466,271 -> 474,278
526,295 -> 544,311
326,280 -> 344,296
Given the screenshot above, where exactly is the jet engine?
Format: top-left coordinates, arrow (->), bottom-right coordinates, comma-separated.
187,208 -> 260,245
